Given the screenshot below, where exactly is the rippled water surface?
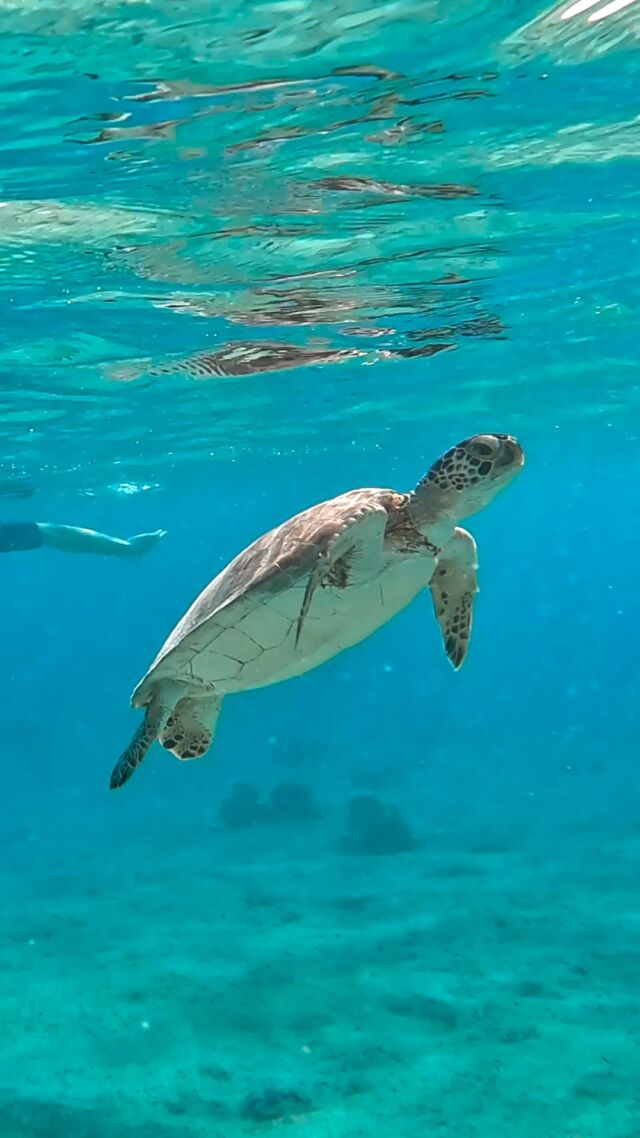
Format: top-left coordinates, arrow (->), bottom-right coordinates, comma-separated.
3,0 -> 639,491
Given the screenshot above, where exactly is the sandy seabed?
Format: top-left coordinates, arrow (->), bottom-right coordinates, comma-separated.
1,796 -> 639,1138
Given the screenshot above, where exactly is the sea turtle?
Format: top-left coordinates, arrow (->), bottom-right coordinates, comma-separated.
110,432 -> 524,790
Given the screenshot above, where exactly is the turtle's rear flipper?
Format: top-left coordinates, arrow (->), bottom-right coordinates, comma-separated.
159,694 -> 222,762
109,693 -> 173,790
429,526 -> 478,670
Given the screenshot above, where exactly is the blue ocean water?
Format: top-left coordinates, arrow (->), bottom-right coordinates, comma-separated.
2,1 -> 640,1135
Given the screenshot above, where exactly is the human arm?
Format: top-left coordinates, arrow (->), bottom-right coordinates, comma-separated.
35,524 -> 167,557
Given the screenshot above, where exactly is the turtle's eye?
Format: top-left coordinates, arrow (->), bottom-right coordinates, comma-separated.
469,442 -> 493,458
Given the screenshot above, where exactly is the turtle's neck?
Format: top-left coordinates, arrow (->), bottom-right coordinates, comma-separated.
404,490 -> 458,549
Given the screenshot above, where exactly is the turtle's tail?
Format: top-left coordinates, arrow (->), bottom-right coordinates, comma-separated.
109,694 -> 171,790
109,718 -> 153,789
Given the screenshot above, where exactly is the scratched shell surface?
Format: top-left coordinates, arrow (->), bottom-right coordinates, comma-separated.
132,487 -> 436,702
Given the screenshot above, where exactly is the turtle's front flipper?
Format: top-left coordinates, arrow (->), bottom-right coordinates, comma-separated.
429,526 -> 478,670
109,690 -> 174,790
295,505 -> 388,648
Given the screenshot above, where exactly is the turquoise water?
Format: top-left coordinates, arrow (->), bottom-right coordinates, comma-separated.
2,1 -> 640,1135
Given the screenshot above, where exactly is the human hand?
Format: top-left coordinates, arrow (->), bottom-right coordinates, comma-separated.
126,529 -> 168,555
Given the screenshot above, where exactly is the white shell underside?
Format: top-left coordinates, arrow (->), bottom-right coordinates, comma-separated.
150,550 -> 435,697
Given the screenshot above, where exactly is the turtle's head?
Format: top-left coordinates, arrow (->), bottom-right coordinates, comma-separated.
411,433 -> 524,527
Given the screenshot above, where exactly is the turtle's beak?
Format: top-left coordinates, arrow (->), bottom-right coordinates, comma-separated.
493,435 -> 524,476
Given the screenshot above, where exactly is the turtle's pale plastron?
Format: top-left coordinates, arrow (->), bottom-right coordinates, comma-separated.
110,433 -> 524,791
